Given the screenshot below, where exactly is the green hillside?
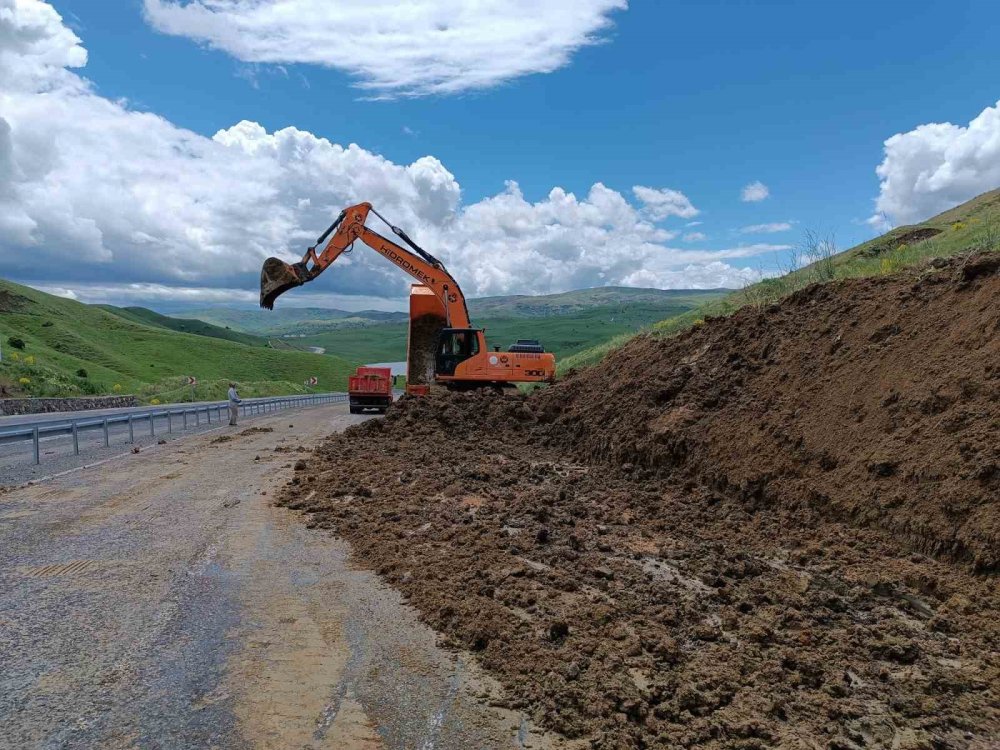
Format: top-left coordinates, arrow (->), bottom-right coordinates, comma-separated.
98,305 -> 268,347
0,279 -> 356,403
302,298 -> 724,363
561,188 -> 1000,372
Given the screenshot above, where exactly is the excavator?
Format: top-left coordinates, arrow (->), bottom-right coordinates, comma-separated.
259,202 -> 556,393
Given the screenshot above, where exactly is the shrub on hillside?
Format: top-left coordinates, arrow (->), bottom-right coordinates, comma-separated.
76,368 -> 88,378
7,337 -> 25,350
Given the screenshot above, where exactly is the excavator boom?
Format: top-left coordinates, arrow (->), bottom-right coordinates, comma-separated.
259,202 -> 555,389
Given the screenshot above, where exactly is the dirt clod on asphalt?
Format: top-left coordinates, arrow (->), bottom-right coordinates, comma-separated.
278,255 -> 1000,749
240,427 -> 274,435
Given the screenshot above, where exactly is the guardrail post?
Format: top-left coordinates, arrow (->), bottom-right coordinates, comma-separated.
33,426 -> 40,465
103,418 -> 109,447
149,413 -> 155,437
128,414 -> 134,444
195,408 -> 200,427
206,406 -> 211,424
182,411 -> 187,430
167,412 -> 173,434
72,421 -> 79,455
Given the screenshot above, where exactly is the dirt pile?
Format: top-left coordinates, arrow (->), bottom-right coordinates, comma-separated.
533,253 -> 1000,569
278,255 -> 1000,748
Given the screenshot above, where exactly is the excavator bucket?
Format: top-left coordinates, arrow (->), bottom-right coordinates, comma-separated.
260,257 -> 309,309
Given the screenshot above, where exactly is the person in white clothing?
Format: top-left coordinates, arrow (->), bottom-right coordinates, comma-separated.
227,382 -> 242,426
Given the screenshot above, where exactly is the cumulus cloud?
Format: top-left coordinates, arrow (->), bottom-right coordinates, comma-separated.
682,232 -> 707,242
0,0 -> 763,308
632,186 -> 699,220
870,100 -> 1000,227
740,221 -> 793,234
741,180 -> 769,202
142,0 -> 627,98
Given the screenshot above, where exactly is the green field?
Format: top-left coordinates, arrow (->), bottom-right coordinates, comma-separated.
0,279 -> 356,403
561,188 -> 1000,372
299,299 -> 726,363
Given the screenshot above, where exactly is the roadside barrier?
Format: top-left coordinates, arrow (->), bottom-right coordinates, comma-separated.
0,393 -> 348,465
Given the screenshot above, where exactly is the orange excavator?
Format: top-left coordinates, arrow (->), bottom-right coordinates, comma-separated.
259,202 -> 555,393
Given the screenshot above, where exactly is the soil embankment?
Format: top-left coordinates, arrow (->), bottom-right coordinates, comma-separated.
279,255 -> 1000,749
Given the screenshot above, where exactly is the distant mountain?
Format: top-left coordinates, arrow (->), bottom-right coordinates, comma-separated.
184,307 -> 409,336
98,306 -> 268,347
183,287 -> 727,338
468,287 -> 728,318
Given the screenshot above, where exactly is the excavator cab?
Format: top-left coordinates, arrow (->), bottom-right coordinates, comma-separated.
435,328 -> 483,376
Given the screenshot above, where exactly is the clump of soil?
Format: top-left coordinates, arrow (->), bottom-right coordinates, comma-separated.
210,435 -> 234,444
0,289 -> 31,313
239,427 -> 274,435
278,254 -> 1000,748
407,314 -> 446,385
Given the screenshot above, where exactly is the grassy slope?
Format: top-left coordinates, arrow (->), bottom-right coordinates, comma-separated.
0,279 -> 356,402
560,188 -> 1000,372
97,305 -> 268,347
299,299 -> 725,364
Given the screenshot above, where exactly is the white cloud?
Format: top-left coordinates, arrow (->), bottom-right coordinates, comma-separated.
632,186 -> 699,220
740,221 -> 793,234
622,262 -> 762,290
741,180 -> 769,202
142,0 -> 627,98
682,231 -> 707,242
40,286 -> 78,300
870,100 -> 1000,227
0,0 -> 761,308
685,220 -> 702,227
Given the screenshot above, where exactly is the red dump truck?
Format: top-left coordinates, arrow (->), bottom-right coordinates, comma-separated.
348,366 -> 393,414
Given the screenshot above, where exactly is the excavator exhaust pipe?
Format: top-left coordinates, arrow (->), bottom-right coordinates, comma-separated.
260,258 -> 309,309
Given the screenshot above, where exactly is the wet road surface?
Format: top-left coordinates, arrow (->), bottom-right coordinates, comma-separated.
0,404 -> 568,750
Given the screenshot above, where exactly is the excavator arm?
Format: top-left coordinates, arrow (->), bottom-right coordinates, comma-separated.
260,203 -> 470,328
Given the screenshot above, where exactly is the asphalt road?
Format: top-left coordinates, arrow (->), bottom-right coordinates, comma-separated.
0,404 -> 567,750
0,398 -> 348,485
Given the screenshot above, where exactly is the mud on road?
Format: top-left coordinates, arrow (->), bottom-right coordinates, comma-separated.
280,256 -> 1000,749
0,404 -> 566,750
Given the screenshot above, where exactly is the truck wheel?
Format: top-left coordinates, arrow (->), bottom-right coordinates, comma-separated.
349,405 -> 361,414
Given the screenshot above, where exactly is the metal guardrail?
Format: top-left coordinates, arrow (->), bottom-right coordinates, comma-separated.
0,393 -> 348,465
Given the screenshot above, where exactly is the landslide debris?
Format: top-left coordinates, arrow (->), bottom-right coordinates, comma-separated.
278,255 -> 1000,748
538,252 -> 1000,569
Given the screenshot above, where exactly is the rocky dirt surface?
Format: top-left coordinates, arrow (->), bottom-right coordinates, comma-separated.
279,255 -> 1000,749
1,404 -> 565,749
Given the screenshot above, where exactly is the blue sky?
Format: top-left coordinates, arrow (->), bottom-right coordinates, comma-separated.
3,0 -> 1000,310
